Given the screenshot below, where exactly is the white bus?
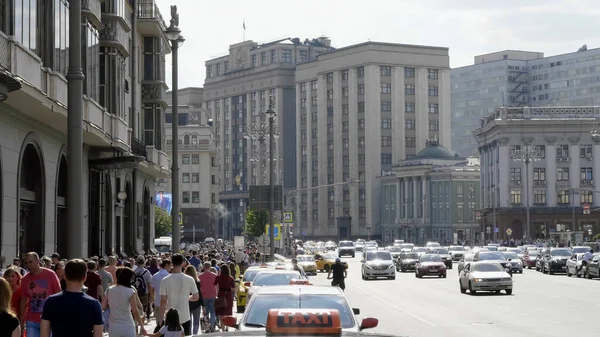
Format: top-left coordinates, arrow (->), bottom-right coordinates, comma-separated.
154,236 -> 172,253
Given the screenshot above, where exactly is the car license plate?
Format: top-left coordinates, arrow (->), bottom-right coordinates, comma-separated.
430,269 -> 437,272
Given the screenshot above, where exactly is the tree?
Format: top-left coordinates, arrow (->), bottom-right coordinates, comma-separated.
593,233 -> 600,241
244,209 -> 269,238
154,205 -> 172,238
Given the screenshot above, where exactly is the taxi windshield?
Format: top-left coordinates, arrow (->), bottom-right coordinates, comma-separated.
366,251 -> 392,261
296,256 -> 315,262
339,241 -> 353,247
471,263 -> 504,272
244,294 -> 355,329
243,269 -> 262,282
253,272 -> 301,286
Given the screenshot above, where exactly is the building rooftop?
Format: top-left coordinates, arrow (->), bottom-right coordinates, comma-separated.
415,139 -> 456,160
477,106 -> 600,130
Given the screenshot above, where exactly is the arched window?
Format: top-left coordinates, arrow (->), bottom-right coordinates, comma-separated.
184,134 -> 190,145
192,134 -> 198,145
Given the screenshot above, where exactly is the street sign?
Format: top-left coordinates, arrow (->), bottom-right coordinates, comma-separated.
265,223 -> 281,240
583,203 -> 591,215
506,228 -> 512,236
284,212 -> 293,222
486,226 -> 491,234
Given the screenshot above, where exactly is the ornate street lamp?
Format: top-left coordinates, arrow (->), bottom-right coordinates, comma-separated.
513,143 -> 541,241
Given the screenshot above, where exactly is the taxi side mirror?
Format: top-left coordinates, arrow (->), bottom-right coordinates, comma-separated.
221,316 -> 238,329
359,317 -> 378,330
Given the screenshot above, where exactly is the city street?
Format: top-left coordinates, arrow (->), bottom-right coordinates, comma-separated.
307,255 -> 597,337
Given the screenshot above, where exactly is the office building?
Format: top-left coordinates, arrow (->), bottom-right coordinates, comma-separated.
452,47 -> 600,157
0,0 -> 171,263
379,139 -> 480,245
203,37 -> 333,239
159,88 -> 219,242
295,42 -> 451,239
473,106 -> 600,242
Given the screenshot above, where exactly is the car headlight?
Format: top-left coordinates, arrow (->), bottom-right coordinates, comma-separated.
388,265 -> 394,269
473,278 -> 484,282
365,265 -> 372,269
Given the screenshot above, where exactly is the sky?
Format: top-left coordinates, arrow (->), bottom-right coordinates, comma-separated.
155,0 -> 600,89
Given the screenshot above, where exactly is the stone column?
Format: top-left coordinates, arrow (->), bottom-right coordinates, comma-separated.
593,137 -> 600,204
545,137 -> 557,206
497,138 -> 510,207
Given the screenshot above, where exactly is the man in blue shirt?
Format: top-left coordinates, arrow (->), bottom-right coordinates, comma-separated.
188,250 -> 201,271
40,259 -> 103,337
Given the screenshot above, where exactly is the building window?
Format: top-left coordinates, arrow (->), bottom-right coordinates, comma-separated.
404,67 -> 415,78
312,210 -> 319,220
100,47 -> 126,118
328,141 -> 334,151
343,190 -> 350,201
428,69 -> 438,79
357,66 -> 364,77
580,144 -> 593,158
428,86 -> 438,96
428,104 -> 438,114
343,138 -> 349,149
192,173 -> 199,183
581,167 -> 593,181
359,207 -> 366,218
405,120 -> 415,130
282,49 -> 292,63
429,121 -> 439,131
381,101 -> 391,111
342,104 -> 349,115
327,90 -> 333,100
298,50 -> 308,62
261,52 -> 267,65
558,190 -> 570,204
405,85 -> 415,95
534,145 -> 546,158
327,123 -> 334,134
182,154 -> 190,164
510,190 -> 522,205
381,118 -> 391,129
510,168 -> 521,182
182,173 -> 190,183
342,87 -> 348,97
327,73 -> 333,83
580,190 -> 593,204
510,145 -> 521,158
534,190 -> 546,204
215,63 -> 221,75
224,61 -> 229,73
557,144 -> 569,158
405,102 -> 415,113
270,49 -> 277,63
182,191 -> 190,203
143,37 -> 163,81
343,156 -> 349,166
328,191 -> 334,201
358,154 -> 365,165
311,80 -> 317,90
381,153 -> 392,164
358,119 -> 365,130
252,54 -> 257,67
358,84 -> 364,95
557,167 -> 569,181
457,206 -> 463,222
342,70 -> 349,80
380,66 -> 391,76
342,121 -> 349,131
405,137 -> 416,147
143,104 -> 163,149
83,21 -> 100,100
533,168 -> 546,182
380,83 -> 391,94
358,102 -> 365,113
381,136 -> 392,147
192,192 -> 200,203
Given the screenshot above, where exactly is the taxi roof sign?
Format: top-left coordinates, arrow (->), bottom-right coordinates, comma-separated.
266,309 -> 342,335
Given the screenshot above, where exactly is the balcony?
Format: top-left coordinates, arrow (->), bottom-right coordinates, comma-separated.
131,136 -> 147,158
138,145 -> 170,178
82,0 -> 102,27
137,0 -> 168,39
110,115 -> 130,151
83,97 -> 114,147
100,16 -> 131,57
141,80 -> 168,107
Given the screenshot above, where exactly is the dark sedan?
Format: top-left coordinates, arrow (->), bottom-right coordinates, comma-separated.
541,248 -> 572,274
427,248 -> 452,269
585,253 -> 600,279
415,254 -> 447,278
396,252 -> 419,272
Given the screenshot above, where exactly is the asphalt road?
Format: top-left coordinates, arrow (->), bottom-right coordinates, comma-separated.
307,254 -> 598,337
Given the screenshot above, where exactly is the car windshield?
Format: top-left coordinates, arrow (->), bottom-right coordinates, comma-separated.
471,263 -> 504,272
252,272 -> 301,286
478,252 -> 507,261
527,250 -> 539,255
155,245 -> 170,253
296,256 -> 315,262
243,269 -> 262,282
484,246 -> 498,251
388,247 -> 403,252
551,250 -> 572,257
503,252 -> 519,260
450,246 -> 465,251
572,247 -> 589,253
366,251 -> 392,261
339,242 -> 353,247
244,294 -> 355,328
402,253 -> 418,259
413,247 -> 428,253
431,249 -> 449,254
355,242 -> 364,246
399,244 -> 415,249
365,242 -> 377,247
508,248 -> 523,254
419,254 -> 442,262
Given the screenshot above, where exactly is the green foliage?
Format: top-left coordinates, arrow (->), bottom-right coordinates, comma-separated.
592,233 -> 600,241
244,209 -> 269,238
154,205 -> 172,238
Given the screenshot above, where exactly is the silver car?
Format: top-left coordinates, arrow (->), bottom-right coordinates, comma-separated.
458,253 -> 475,274
502,252 -> 523,274
566,253 -> 586,277
459,262 -> 513,295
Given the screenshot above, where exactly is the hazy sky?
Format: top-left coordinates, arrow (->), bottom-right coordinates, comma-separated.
155,0 -> 600,89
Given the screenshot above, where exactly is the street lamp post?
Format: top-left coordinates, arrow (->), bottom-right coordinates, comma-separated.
265,97 -> 277,261
513,144 -> 540,241
422,194 -> 429,242
165,6 -> 185,250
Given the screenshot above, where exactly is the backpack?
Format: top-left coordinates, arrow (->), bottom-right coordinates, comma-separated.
133,269 -> 149,296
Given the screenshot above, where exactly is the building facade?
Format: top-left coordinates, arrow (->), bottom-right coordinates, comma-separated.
295,42 -> 451,240
473,106 -> 600,243
0,0 -> 171,263
203,37 -> 333,239
452,47 -> 600,157
159,88 -> 219,242
379,140 -> 480,245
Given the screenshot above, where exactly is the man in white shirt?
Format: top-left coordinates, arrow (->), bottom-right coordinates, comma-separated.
159,254 -> 199,336
577,249 -> 594,275
151,259 -> 171,319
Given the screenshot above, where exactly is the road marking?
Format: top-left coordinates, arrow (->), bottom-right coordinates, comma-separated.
349,282 -> 438,327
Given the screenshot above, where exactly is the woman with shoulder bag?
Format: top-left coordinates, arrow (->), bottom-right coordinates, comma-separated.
184,265 -> 203,335
213,264 -> 235,332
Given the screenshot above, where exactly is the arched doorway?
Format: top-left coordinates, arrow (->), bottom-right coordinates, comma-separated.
143,187 -> 151,253
18,141 -> 45,257
55,155 -> 67,258
124,181 -> 133,255
103,173 -> 112,255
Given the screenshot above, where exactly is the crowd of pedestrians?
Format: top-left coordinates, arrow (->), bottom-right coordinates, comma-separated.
0,241 -> 264,337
